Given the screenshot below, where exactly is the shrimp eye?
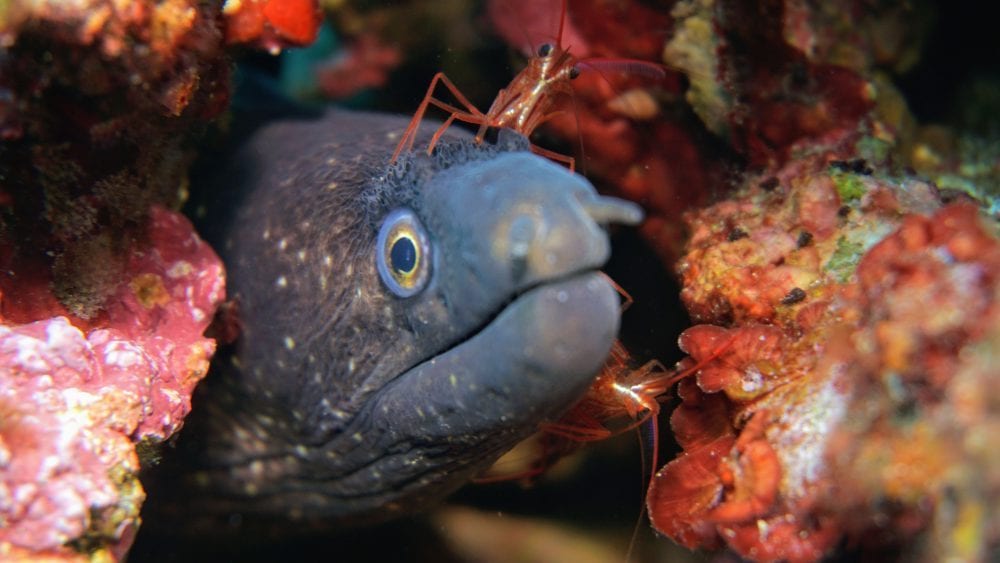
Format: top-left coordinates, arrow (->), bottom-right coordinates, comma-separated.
538,43 -> 553,57
377,209 -> 431,297
569,66 -> 580,79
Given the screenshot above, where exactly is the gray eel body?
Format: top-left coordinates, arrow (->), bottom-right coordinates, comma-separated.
174,109 -> 641,527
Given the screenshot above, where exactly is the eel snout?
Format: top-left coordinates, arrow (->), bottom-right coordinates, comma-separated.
507,191 -> 642,269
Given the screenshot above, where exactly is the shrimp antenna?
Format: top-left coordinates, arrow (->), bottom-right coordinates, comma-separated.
575,57 -> 667,128
625,415 -> 659,563
569,86 -> 589,177
556,0 -> 567,49
577,58 -> 668,81
498,0 -> 560,57
509,0 -> 537,56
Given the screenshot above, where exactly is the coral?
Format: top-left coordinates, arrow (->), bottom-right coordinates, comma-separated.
223,0 -> 322,53
665,0 -> 932,164
0,0 -> 324,559
316,32 -> 402,100
0,207 -> 224,561
654,0 -> 933,265
662,0 -> 727,136
648,140 -> 1000,561
0,0 -> 232,320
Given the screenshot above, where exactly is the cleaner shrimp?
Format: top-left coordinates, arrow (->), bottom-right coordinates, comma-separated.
389,0 -> 666,170
478,332 -> 738,486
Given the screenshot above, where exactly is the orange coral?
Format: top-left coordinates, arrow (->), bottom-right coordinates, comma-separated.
706,412 -> 781,524
222,0 -> 321,52
677,324 -> 784,398
652,197 -> 1000,561
649,323 -> 846,562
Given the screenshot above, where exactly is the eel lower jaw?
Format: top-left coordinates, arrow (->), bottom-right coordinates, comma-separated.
318,270 -> 619,519
372,269 -> 620,448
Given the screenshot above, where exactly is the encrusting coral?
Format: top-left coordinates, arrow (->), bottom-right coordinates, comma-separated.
0,0 -> 322,559
648,152 -> 999,560
0,208 -> 224,561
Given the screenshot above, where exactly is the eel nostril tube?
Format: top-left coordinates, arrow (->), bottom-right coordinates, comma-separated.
579,194 -> 644,226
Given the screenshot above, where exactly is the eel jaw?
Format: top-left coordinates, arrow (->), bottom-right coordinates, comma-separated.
352,269 -> 620,518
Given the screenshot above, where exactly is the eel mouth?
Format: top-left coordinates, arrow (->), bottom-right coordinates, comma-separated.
486,269 -> 622,385
376,269 -> 620,443
449,267 -> 599,355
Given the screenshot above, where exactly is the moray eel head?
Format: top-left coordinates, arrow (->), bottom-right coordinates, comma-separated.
181,111 -> 642,527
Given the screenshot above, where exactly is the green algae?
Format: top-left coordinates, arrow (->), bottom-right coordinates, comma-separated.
826,236 -> 865,282
831,171 -> 867,203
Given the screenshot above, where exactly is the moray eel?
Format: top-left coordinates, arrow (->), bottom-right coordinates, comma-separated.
165,109 -> 642,529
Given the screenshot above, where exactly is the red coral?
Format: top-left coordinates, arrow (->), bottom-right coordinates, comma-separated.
650,326 -> 849,562
721,514 -> 841,563
316,33 -> 402,100
676,156 -> 857,325
649,381 -> 837,563
708,1 -> 877,168
706,412 -> 781,524
855,204 -> 999,400
223,0 -> 321,52
648,434 -> 734,549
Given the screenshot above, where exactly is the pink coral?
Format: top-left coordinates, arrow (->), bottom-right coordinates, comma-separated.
0,207 -> 224,561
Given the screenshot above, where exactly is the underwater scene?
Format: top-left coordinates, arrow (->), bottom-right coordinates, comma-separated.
1,0 -> 997,561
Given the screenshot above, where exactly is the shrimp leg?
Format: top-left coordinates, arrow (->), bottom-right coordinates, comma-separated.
391,72 -> 487,163
529,144 -> 576,172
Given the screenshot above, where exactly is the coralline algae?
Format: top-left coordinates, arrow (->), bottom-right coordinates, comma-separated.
0,208 -> 224,561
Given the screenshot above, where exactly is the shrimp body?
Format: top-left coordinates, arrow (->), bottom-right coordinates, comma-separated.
390,41 -> 581,169
540,332 -> 739,479
541,341 -> 669,442
477,44 -> 577,141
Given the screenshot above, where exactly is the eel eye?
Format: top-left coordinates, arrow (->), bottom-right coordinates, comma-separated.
538,43 -> 553,57
569,66 -> 580,79
377,209 -> 431,297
